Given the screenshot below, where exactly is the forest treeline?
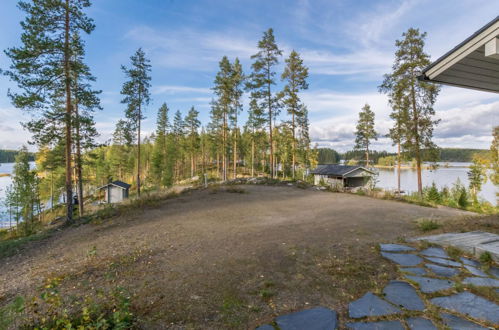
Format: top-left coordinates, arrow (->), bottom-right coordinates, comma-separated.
0,150 -> 35,164
316,148 -> 490,165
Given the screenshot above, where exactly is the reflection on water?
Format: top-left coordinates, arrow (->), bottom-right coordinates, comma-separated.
376,164 -> 497,205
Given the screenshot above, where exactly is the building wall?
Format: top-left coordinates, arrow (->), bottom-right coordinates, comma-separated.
314,175 -> 344,189
110,186 -> 124,203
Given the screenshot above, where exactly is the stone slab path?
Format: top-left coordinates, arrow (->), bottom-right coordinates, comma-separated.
256,241 -> 499,329
413,231 -> 499,262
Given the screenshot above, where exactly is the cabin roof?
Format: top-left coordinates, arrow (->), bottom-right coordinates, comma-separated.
97,180 -> 131,190
420,16 -> 499,93
310,165 -> 374,177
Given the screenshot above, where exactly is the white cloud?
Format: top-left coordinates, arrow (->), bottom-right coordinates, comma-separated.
306,88 -> 498,152
0,107 -> 32,150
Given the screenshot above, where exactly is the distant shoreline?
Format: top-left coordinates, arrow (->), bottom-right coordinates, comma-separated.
0,173 -> 10,177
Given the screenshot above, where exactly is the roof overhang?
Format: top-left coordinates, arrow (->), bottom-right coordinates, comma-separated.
420,16 -> 499,93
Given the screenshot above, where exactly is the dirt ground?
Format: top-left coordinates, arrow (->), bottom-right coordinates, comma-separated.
0,185 -> 483,328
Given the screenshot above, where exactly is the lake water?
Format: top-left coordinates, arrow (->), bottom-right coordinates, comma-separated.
0,161 -> 497,227
376,162 -> 497,205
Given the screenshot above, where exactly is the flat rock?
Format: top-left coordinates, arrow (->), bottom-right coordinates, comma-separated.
406,317 -> 437,330
400,267 -> 426,276
440,312 -> 488,329
381,252 -> 422,266
382,281 -> 425,311
405,275 -> 454,293
420,247 -> 450,259
426,263 -> 460,277
255,325 -> 275,330
489,266 -> 499,278
460,257 -> 480,267
462,276 -> 499,287
425,256 -> 461,267
275,307 -> 338,330
464,265 -> 489,277
380,244 -> 415,252
348,292 -> 400,318
346,320 -> 404,330
431,292 -> 499,324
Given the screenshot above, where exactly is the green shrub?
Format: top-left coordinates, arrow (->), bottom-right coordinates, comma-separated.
417,219 -> 441,232
426,183 -> 441,204
457,187 -> 469,208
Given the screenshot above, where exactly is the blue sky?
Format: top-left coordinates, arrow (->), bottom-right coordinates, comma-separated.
0,0 -> 498,152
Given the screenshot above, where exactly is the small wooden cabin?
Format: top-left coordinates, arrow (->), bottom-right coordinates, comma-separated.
97,180 -> 131,203
311,165 -> 375,189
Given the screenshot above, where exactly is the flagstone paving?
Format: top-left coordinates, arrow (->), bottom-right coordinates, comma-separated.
255,242 -> 499,329
424,256 -> 462,267
464,264 -> 489,277
346,320 -> 404,329
420,247 -> 450,259
399,267 -> 426,275
380,243 -> 416,252
425,263 -> 460,277
431,291 -> 499,324
405,275 -> 455,293
380,252 -> 423,266
440,313 -> 488,329
382,281 -> 425,311
462,276 -> 499,287
406,317 -> 437,330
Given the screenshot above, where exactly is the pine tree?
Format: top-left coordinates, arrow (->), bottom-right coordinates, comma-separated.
4,0 -> 96,223
246,97 -> 266,177
172,110 -> 185,181
380,28 -> 440,196
121,48 -> 151,196
247,28 -> 282,178
230,58 -> 244,179
213,56 -> 233,181
71,33 -> 100,216
6,147 -> 41,235
280,50 -> 309,178
151,103 -> 170,187
468,156 -> 487,198
354,104 -> 378,167
184,106 -> 201,178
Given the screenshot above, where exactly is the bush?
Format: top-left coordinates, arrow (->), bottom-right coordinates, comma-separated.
457,187 -> 469,208
417,219 -> 441,232
426,183 -> 441,204
2,279 -> 135,329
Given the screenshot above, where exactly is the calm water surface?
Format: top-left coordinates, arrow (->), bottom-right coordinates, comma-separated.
376,162 -> 497,205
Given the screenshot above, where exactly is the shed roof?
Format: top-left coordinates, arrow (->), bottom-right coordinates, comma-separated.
311,165 -> 374,177
420,16 -> 499,93
97,180 -> 131,190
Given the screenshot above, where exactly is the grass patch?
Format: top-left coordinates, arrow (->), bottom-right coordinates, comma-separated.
416,218 -> 441,232
0,230 -> 53,258
225,187 -> 247,194
445,245 -> 464,260
479,251 -> 493,265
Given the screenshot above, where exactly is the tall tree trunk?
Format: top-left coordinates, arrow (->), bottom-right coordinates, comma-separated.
267,64 -> 274,179
233,128 -> 237,179
137,103 -> 141,196
366,143 -> 369,168
292,111 -> 296,179
397,141 -> 401,196
251,135 -> 255,177
410,84 -> 422,196
222,113 -> 227,181
75,94 -> 84,217
63,0 -> 73,223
